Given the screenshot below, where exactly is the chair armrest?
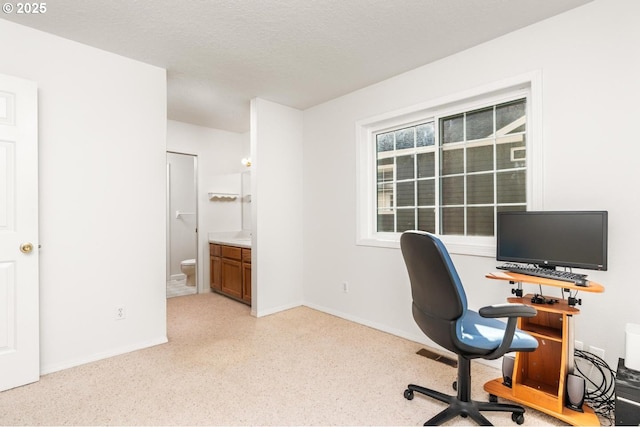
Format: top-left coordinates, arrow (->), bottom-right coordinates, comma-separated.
479,303 -> 537,360
479,303 -> 537,319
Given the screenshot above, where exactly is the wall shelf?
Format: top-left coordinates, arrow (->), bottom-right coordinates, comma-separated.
208,192 -> 239,201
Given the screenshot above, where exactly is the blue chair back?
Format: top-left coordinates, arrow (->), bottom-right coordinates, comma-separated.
400,231 -> 468,353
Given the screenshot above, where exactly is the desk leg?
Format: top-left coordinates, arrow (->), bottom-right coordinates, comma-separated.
567,314 -> 575,374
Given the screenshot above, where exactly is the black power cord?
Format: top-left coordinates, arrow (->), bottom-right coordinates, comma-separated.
574,349 -> 616,425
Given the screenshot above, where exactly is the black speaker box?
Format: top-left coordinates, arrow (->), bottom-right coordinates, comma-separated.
502,355 -> 515,388
565,373 -> 585,412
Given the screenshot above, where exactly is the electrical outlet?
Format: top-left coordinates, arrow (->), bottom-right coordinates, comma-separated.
342,281 -> 349,293
575,340 -> 584,351
115,306 -> 126,320
586,346 -> 606,393
589,346 -> 605,360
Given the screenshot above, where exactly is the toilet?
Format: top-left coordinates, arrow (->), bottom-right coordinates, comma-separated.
180,259 -> 196,286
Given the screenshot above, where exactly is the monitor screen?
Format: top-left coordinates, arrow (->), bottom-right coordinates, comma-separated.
496,211 -> 608,271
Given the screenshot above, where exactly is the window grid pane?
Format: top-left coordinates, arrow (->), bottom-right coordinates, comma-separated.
396,154 -> 415,181
417,208 -> 435,233
397,208 -> 415,232
396,181 -> 415,207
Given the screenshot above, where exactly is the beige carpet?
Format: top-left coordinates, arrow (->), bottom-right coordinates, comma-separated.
0,293 -> 564,426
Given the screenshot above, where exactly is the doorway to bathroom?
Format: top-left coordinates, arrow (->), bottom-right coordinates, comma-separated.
166,152 -> 198,298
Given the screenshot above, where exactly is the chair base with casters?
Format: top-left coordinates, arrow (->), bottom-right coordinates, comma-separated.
403,354 -> 525,426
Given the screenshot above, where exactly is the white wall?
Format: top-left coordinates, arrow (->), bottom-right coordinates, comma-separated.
251,98 -> 304,316
167,120 -> 247,292
302,0 -> 640,368
0,20 -> 167,373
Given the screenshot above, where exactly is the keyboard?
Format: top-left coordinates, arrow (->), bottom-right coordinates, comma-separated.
497,263 -> 588,286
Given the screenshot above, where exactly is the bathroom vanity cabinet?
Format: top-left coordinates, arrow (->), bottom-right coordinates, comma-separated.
209,243 -> 251,305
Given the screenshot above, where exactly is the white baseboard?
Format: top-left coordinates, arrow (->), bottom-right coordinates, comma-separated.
40,336 -> 168,375
255,300 -> 304,318
302,302 -> 501,371
303,301 -> 429,345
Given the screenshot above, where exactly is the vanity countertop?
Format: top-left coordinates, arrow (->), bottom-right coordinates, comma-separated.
208,232 -> 251,249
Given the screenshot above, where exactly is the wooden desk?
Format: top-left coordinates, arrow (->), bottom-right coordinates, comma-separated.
484,272 -> 604,426
486,271 -> 605,293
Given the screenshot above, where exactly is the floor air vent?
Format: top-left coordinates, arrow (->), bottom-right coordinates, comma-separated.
416,348 -> 457,368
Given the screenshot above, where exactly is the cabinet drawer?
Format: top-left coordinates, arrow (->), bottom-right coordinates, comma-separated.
221,245 -> 242,260
210,244 -> 222,257
242,248 -> 251,263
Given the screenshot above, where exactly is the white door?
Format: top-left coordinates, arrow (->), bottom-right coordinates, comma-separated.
0,74 -> 39,391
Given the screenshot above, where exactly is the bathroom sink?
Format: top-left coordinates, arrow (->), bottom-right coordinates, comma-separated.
234,238 -> 251,244
224,237 -> 252,247
208,233 -> 252,247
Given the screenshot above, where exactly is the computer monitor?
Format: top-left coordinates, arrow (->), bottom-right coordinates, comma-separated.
496,211 -> 608,271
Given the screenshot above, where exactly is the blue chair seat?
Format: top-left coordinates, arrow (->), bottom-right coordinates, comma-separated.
459,310 -> 539,352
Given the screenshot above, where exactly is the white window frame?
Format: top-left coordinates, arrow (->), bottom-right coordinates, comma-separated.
355,72 -> 543,256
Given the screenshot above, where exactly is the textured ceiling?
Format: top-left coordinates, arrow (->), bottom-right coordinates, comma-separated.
2,0 -> 591,133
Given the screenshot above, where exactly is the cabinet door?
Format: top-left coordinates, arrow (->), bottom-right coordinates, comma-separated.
210,256 -> 221,291
210,244 -> 222,291
242,262 -> 251,303
221,258 -> 242,299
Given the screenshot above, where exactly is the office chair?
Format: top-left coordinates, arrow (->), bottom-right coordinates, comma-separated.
400,231 -> 539,426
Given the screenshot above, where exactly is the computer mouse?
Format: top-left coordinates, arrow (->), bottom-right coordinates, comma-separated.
574,278 -> 588,287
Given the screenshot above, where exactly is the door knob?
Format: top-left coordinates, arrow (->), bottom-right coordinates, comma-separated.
20,242 -> 34,254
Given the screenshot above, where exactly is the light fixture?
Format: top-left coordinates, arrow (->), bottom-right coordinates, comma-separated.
241,157 -> 252,167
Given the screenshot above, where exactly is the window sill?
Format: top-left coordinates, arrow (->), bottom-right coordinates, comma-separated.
357,234 -> 496,258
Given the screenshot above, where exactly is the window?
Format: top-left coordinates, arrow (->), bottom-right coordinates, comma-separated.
356,75 -> 541,255
376,98 -> 527,236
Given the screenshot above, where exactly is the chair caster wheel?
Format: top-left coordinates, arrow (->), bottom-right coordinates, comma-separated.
511,413 -> 524,425
404,389 -> 414,400
452,381 -> 457,391
489,393 -> 498,403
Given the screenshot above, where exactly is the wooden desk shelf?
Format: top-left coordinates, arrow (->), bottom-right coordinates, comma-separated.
484,272 -> 604,426
486,271 -> 605,293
